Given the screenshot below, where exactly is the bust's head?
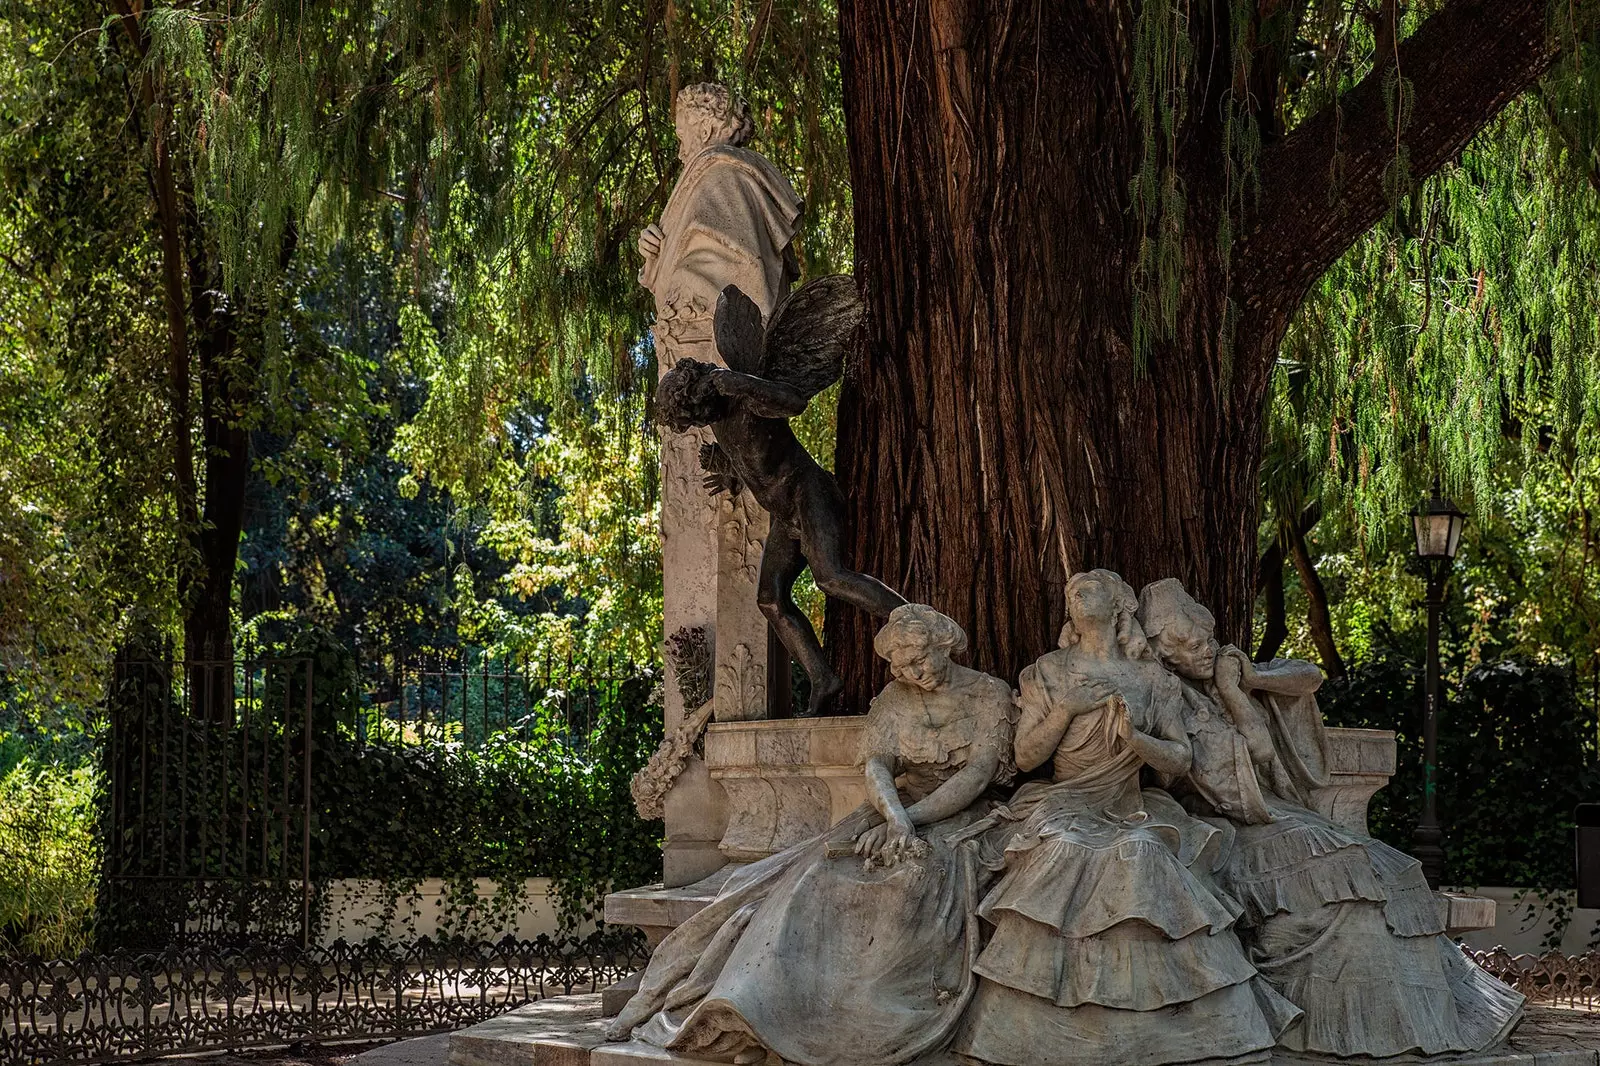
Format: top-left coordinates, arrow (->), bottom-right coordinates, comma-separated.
673,83 -> 755,162
655,358 -> 730,432
1137,578 -> 1219,680
874,604 -> 966,692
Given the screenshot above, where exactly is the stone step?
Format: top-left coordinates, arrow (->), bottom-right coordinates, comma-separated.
452,998 -> 1600,1066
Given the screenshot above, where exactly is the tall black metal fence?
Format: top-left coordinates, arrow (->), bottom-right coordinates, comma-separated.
100,657 -> 315,950
359,653 -> 648,753
94,651 -> 657,951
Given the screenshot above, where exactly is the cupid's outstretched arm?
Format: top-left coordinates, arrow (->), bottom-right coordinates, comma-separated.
711,367 -> 809,418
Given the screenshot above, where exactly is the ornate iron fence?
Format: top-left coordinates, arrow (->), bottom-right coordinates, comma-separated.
0,933 -> 648,1066
1467,947 -> 1600,1008
360,653 -> 652,753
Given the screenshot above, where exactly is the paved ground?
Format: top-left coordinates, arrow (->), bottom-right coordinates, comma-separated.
151,1036 -> 448,1066
140,1002 -> 1600,1066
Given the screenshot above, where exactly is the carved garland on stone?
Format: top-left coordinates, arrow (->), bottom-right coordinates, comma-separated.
631,626 -> 715,820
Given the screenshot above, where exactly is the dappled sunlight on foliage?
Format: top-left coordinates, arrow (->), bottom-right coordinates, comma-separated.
0,758 -> 98,956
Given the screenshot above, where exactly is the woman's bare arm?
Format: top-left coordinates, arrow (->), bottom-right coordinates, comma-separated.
904,745 -> 1001,825
862,754 -> 909,826
1015,667 -> 1116,771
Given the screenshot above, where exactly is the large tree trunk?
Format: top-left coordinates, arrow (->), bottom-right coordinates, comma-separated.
827,0 -> 1558,706
180,191 -> 252,680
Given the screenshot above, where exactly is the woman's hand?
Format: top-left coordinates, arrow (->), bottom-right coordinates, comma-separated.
1218,645 -> 1257,686
1112,696 -> 1157,751
854,812 -> 919,866
1063,672 -> 1120,718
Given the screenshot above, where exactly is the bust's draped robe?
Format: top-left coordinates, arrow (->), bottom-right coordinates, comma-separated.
642,143 -> 802,353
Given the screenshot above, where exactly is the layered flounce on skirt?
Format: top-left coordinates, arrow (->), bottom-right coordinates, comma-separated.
951,780 -> 1300,1066
1223,804 -> 1524,1058
607,802 -> 994,1066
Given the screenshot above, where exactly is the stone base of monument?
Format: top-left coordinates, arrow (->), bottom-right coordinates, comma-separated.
446,995 -> 1600,1066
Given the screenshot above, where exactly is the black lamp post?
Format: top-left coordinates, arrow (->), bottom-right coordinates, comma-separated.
1410,479 -> 1466,889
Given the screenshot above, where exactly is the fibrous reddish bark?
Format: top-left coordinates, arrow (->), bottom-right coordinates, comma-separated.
827,0 -> 1557,706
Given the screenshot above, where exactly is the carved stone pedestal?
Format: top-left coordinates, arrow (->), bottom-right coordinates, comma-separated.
703,716 -> 868,861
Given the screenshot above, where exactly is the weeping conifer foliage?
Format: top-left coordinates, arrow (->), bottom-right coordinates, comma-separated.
1286,93 -> 1600,527
184,0 -> 850,401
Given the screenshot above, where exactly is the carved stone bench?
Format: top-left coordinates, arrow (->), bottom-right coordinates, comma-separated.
607,718 -> 1491,947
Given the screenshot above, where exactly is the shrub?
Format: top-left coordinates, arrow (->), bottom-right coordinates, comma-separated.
0,758 -> 99,955
313,672 -> 664,932
1322,652 -> 1600,891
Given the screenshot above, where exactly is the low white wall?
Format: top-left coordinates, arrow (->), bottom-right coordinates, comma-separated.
318,877 -> 597,946
1452,887 -> 1600,955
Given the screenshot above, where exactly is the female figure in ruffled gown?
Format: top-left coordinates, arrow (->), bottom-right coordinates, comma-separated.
606,604 -> 1015,1065
954,570 -> 1298,1066
1136,578 -> 1523,1059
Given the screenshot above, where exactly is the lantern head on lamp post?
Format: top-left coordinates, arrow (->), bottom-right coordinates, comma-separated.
1411,482 -> 1467,590
1409,478 -> 1465,889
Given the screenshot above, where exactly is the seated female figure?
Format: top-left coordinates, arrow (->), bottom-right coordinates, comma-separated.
606,604 -> 1014,1065
1137,578 -> 1523,1059
953,570 -> 1297,1066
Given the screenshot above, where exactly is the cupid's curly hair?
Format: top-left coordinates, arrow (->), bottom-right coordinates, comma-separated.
675,83 -> 755,147
655,358 -> 729,432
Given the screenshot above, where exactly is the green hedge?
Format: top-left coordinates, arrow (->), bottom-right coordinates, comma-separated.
313,680 -> 664,930
96,631 -> 665,944
1322,653 -> 1600,891
0,758 -> 99,956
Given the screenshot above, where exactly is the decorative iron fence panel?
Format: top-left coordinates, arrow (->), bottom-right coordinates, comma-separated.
1467,947 -> 1600,1008
0,933 -> 647,1066
101,658 -> 315,950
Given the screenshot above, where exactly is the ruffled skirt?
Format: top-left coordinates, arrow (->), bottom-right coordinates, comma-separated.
952,781 -> 1298,1066
1225,805 -> 1524,1057
609,801 -> 992,1065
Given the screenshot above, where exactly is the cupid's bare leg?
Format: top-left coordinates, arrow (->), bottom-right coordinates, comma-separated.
797,475 -> 908,618
758,530 -> 843,716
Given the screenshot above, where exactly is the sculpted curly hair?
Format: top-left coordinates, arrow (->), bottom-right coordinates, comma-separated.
873,603 -> 968,663
655,358 -> 728,432
675,83 -> 756,148
1057,568 -> 1152,660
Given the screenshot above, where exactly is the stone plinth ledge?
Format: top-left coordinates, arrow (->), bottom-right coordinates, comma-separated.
450,996 -> 1600,1066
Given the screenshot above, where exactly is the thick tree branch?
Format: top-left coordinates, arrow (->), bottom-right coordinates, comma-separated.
1236,0 -> 1557,321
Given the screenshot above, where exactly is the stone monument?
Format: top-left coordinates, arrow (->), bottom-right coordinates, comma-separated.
448,81 -> 1538,1066
594,576 -> 1523,1066
639,82 -> 803,886
454,577 -> 1532,1066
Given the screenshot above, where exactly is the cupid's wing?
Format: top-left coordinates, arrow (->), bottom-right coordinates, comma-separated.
714,285 -> 765,373
760,274 -> 861,400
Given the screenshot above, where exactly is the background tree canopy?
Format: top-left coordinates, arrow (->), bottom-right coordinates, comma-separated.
0,1 -> 1599,789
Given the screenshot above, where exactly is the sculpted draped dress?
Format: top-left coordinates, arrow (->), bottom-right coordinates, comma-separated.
1171,667 -> 1525,1058
953,651 -> 1299,1066
607,676 -> 1014,1065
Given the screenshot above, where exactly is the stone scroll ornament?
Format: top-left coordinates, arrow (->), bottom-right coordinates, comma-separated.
655,277 -> 907,715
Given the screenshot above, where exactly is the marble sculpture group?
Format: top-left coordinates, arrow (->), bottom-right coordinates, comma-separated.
625,81 -> 1526,1066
